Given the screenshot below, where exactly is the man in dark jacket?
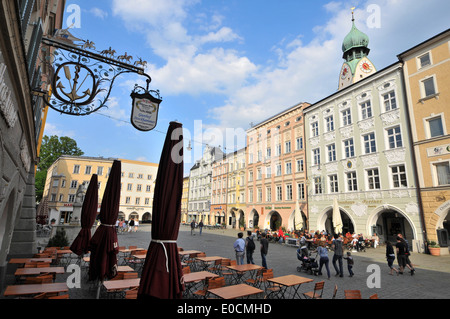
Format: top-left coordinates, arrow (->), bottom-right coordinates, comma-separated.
260,232 -> 269,269
332,233 -> 344,277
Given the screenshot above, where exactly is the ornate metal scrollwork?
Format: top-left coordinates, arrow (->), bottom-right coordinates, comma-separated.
39,36 -> 160,116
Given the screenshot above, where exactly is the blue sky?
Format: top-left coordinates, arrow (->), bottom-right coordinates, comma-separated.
44,0 -> 450,176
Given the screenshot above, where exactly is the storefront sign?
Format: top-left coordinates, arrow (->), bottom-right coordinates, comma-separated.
427,144 -> 450,157
130,91 -> 161,131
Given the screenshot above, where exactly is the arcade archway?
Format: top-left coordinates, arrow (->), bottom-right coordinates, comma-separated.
267,211 -> 282,231
142,212 -> 152,223
367,205 -> 417,247
248,209 -> 259,229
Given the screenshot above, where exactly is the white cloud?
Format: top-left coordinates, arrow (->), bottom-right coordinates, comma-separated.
111,0 -> 450,147
43,122 -> 76,138
89,7 -> 108,19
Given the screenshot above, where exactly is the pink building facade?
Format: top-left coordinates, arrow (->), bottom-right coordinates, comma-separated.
245,102 -> 310,232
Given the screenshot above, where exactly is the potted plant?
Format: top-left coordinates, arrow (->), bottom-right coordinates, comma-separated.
428,241 -> 440,256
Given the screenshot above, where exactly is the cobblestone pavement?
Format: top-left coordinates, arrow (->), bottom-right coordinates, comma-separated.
2,224 -> 449,300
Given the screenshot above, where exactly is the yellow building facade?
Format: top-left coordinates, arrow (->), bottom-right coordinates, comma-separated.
181,176 -> 189,223
43,156 -> 158,225
399,29 -> 450,252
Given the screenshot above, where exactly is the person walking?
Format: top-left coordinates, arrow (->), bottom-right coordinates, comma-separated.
385,241 -> 399,275
260,232 -> 269,269
317,241 -> 331,279
234,232 -> 246,265
332,234 -> 344,277
344,251 -> 354,277
395,236 -> 407,275
128,218 -> 135,232
198,220 -> 203,236
190,220 -> 195,235
245,231 -> 256,264
398,233 -> 415,275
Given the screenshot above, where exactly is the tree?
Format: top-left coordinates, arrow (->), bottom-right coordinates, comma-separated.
35,135 -> 84,202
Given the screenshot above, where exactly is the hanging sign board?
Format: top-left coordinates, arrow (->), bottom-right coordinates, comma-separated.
130,92 -> 162,131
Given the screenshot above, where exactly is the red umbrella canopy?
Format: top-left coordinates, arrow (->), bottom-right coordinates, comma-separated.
70,174 -> 98,256
88,160 -> 121,281
138,122 -> 184,299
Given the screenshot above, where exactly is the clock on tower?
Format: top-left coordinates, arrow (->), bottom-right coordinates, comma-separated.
338,9 -> 376,90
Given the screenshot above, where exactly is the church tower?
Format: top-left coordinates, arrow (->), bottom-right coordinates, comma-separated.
338,8 -> 376,90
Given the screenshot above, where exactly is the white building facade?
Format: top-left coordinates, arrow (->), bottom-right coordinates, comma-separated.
304,62 -> 424,250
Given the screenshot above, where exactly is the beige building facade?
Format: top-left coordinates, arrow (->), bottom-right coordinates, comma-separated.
43,156 -> 158,225
398,29 -> 450,252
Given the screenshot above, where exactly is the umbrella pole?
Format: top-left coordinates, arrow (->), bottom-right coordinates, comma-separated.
96,280 -> 103,299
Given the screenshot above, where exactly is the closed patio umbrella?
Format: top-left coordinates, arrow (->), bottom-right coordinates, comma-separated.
332,197 -> 343,235
89,160 -> 121,289
294,200 -> 303,231
70,174 -> 98,256
138,121 -> 184,299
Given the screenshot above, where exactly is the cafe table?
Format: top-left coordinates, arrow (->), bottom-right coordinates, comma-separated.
195,256 -> 223,272
182,271 -> 218,298
226,264 -> 263,284
102,278 -> 140,296
208,283 -> 263,299
178,250 -> 203,270
9,258 -> 53,264
267,274 -> 313,299
14,267 -> 65,277
3,282 -> 68,297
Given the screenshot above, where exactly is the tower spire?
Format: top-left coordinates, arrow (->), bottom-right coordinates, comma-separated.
351,6 -> 355,21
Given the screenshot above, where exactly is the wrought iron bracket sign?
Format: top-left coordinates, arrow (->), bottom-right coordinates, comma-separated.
37,35 -> 162,130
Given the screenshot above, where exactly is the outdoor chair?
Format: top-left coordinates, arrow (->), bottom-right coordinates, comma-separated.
208,259 -> 222,274
369,293 -> 378,299
193,276 -> 225,299
191,252 -> 206,271
344,290 -> 362,299
217,258 -> 231,276
182,266 -> 191,275
24,274 -> 53,284
124,287 -> 138,299
303,281 -> 325,299
205,276 -> 226,299
262,269 -> 281,299
122,272 -> 138,279
222,260 -> 236,285
125,250 -> 144,270
24,262 -> 51,268
48,294 -> 70,299
32,292 -> 59,299
245,268 -> 265,288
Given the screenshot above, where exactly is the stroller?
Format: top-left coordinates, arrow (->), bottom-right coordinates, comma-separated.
296,248 -> 319,276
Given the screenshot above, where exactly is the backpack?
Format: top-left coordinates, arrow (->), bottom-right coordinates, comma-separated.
247,237 -> 255,251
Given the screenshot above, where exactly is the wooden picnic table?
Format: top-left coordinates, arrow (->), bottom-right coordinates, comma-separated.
3,282 -> 68,297
226,264 -> 263,284
208,283 -> 263,299
267,274 -> 313,299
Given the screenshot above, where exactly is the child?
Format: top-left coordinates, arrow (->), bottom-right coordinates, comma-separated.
343,251 -> 354,277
